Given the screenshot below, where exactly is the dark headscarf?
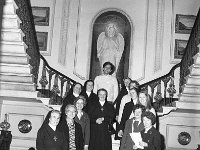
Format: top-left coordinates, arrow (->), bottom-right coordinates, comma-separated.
41,110 -> 61,128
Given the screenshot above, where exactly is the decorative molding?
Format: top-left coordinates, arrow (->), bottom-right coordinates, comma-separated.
170,0 -> 181,64
138,0 -> 149,82
154,0 -> 165,73
39,0 -> 56,56
73,0 -> 86,80
58,0 -> 71,65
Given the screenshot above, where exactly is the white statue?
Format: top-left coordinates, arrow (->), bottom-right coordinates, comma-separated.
97,23 -> 125,75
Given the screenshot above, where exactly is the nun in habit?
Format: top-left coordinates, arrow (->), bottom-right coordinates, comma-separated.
36,110 -> 68,150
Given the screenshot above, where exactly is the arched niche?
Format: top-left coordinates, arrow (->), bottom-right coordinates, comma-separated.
89,10 -> 131,84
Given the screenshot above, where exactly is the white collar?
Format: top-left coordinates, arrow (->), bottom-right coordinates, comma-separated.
73,93 -> 79,97
48,123 -> 56,131
86,91 -> 91,96
99,101 -> 105,106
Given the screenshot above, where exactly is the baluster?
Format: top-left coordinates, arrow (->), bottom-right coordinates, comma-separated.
167,76 -> 176,106
154,81 -> 163,111
162,76 -> 171,106
50,74 -> 61,105
60,77 -> 67,98
39,63 -> 48,95
64,80 -> 71,99
47,69 -> 55,97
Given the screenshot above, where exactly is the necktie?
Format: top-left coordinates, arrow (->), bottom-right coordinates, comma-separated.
134,121 -> 139,127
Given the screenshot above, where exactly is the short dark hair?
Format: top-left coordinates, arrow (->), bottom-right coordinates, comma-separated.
129,80 -> 140,90
142,111 -> 156,125
103,62 -> 115,72
73,82 -> 83,90
82,79 -> 94,92
74,95 -> 87,107
133,104 -> 146,113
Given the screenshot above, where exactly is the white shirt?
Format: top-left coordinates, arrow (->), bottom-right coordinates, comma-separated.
93,74 -> 118,103
118,94 -> 138,123
73,93 -> 79,97
86,91 -> 91,97
118,94 -> 131,123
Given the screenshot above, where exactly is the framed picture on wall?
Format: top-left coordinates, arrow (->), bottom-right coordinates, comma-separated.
36,32 -> 48,53
32,7 -> 50,26
175,14 -> 196,34
174,39 -> 188,59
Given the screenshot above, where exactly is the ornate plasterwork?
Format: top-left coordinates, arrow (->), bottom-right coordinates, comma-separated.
58,0 -> 71,65
154,0 -> 165,73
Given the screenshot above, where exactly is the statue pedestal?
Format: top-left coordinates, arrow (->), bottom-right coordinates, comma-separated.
0,130 -> 12,150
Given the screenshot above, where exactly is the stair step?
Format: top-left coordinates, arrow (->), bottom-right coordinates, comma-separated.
158,106 -> 177,116
38,98 -> 50,105
0,63 -> 32,74
1,29 -> 24,42
189,64 -> 200,76
2,15 -> 21,29
1,41 -> 28,54
0,90 -> 38,98
0,81 -> 36,91
0,73 -> 34,83
182,84 -> 200,95
185,75 -> 200,86
0,55 -> 30,65
176,101 -> 200,110
193,53 -> 200,65
178,93 -> 200,102
4,0 -> 18,15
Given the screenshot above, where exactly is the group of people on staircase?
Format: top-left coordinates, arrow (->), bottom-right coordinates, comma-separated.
36,61 -> 162,150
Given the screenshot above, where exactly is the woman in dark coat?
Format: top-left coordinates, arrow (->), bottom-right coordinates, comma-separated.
137,111 -> 161,150
36,110 -> 68,150
58,104 -> 84,150
88,88 -> 115,150
74,96 -> 90,150
61,82 -> 82,115
120,104 -> 145,150
80,79 -> 98,113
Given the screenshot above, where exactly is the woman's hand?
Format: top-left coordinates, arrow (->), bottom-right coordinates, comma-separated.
118,130 -> 123,137
96,117 -> 104,124
139,141 -> 148,147
133,145 -> 137,150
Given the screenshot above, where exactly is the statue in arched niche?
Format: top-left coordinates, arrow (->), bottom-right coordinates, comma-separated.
97,23 -> 125,75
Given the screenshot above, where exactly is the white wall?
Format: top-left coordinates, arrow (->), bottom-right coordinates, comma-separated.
31,0 -> 200,88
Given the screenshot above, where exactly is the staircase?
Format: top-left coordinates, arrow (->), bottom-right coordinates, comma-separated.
159,16 -> 200,150
176,47 -> 200,110
1,0 -> 200,150
0,0 -> 50,150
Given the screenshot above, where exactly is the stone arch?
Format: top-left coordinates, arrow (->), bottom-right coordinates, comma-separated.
89,9 -> 133,84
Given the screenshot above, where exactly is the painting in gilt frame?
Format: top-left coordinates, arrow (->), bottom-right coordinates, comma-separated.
174,39 -> 187,59
36,32 -> 48,52
175,14 -> 196,34
32,7 -> 50,26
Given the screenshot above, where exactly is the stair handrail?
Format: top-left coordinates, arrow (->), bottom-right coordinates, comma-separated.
40,55 -> 76,83
140,63 -> 180,88
14,0 -> 40,84
179,8 -> 200,93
